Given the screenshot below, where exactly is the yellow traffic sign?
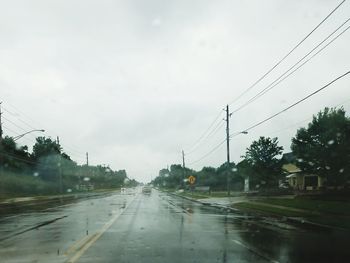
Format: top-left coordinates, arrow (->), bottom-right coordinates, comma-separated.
188,175 -> 196,185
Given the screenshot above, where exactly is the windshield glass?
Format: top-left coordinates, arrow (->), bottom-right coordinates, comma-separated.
1,1 -> 350,262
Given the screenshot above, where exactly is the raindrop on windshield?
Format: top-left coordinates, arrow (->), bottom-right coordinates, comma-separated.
327,139 -> 335,145
67,189 -> 72,193
339,168 -> 344,173
297,158 -> 303,163
325,166 -> 331,170
232,167 -> 238,172
33,172 -> 39,177
84,177 -> 90,181
151,18 -> 162,27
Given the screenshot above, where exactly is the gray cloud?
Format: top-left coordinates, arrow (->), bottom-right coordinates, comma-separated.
1,0 -> 349,182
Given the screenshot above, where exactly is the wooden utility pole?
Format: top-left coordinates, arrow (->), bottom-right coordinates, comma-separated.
182,150 -> 186,188
225,105 -> 231,196
57,136 -> 63,201
0,102 -> 3,143
0,102 -> 3,172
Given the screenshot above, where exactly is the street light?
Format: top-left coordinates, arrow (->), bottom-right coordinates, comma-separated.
12,129 -> 45,141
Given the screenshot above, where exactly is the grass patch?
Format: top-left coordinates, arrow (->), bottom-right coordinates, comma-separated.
255,198 -> 350,216
234,202 -> 307,217
234,201 -> 350,230
176,190 -> 243,199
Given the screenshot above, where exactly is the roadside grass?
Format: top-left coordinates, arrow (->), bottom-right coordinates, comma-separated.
234,202 -> 306,217
0,170 -> 121,202
0,188 -> 117,203
176,190 -> 243,199
234,199 -> 350,230
0,172 -> 58,200
255,198 -> 350,216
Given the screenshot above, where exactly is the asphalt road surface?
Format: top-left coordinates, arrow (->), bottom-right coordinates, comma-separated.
0,188 -> 349,263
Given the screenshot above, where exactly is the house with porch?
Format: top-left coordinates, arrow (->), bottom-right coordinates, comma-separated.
281,153 -> 324,191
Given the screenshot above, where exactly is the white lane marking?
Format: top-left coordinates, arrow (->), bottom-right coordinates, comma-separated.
232,239 -> 280,263
66,193 -> 139,263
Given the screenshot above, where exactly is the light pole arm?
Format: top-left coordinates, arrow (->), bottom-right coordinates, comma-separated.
13,129 -> 45,141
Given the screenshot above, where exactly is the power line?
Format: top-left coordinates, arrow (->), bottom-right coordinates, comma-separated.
1,106 -> 37,130
183,1 -> 347,168
184,110 -> 223,152
232,18 -> 350,114
188,139 -> 226,166
231,71 -> 350,136
2,116 -> 28,133
2,126 -> 34,145
268,97 -> 350,136
60,143 -> 85,156
228,0 -> 346,106
2,125 -> 21,136
0,150 -> 83,167
266,98 -> 350,136
1,103 -> 45,129
0,151 -> 37,165
1,102 -> 86,158
186,121 -> 224,155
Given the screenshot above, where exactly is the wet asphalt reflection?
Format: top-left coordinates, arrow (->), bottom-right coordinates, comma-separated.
0,188 -> 349,263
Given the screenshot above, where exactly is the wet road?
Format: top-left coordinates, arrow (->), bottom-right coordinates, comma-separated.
0,188 -> 349,263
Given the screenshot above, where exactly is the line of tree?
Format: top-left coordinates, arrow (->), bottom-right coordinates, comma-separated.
0,136 -> 136,197
152,107 -> 350,192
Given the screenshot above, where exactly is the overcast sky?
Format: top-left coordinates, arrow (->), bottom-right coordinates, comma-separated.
0,0 -> 349,183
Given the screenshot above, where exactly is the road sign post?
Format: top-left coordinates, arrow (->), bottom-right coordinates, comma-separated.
188,175 -> 196,185
188,176 -> 196,196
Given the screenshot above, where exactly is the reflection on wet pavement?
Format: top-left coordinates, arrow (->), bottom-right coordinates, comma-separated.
0,189 -> 349,263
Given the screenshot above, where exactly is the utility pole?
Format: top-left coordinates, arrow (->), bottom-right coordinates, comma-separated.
0,102 -> 3,173
57,136 -> 63,202
225,105 -> 232,196
0,102 -> 3,143
182,150 -> 186,188
86,152 -> 89,166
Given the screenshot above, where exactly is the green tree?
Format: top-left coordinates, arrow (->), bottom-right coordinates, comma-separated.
168,164 -> 184,188
196,166 -> 217,187
32,137 -> 61,160
243,136 -> 283,189
215,162 -> 240,191
236,159 -> 257,189
291,107 -> 350,187
0,136 -> 31,171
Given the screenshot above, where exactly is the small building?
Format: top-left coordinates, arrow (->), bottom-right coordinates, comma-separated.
282,156 -> 324,191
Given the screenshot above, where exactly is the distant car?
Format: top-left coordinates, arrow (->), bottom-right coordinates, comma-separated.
142,186 -> 152,194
